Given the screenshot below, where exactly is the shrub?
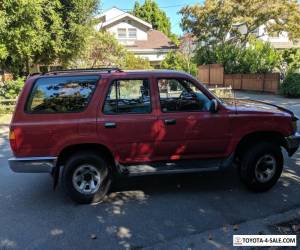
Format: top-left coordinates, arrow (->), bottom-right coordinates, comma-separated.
195,38 -> 281,74
0,77 -> 25,99
280,73 -> 300,98
160,51 -> 197,76
0,77 -> 24,114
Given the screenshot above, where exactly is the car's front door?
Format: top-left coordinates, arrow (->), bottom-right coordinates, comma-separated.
97,76 -> 158,164
154,77 -> 231,161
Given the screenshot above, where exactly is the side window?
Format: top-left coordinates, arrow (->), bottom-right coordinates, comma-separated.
26,76 -> 99,113
158,78 -> 211,112
103,79 -> 151,114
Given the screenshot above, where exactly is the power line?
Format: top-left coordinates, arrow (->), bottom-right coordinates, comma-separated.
99,3 -> 187,12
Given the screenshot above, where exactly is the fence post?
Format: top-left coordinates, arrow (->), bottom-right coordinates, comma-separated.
241,74 -> 243,90
208,65 -> 211,85
262,74 -> 265,92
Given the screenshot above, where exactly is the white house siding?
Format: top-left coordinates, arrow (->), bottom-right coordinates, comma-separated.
95,8 -> 175,66
105,19 -> 148,42
130,49 -> 170,65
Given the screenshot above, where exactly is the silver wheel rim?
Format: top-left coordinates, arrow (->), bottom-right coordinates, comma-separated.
72,164 -> 101,194
255,154 -> 276,183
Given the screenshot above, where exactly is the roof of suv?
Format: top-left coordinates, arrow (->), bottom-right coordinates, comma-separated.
28,68 -> 194,80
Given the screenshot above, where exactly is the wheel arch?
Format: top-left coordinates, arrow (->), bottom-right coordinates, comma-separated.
235,131 -> 287,159
57,143 -> 116,168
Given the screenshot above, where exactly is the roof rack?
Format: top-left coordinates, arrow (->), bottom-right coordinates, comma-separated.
43,67 -> 123,75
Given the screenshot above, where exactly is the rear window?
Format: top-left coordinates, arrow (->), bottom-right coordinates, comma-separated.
26,76 -> 99,113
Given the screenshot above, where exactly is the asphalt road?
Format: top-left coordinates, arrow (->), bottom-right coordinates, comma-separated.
0,92 -> 300,250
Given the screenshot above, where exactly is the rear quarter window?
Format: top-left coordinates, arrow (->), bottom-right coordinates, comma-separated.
26,75 -> 99,113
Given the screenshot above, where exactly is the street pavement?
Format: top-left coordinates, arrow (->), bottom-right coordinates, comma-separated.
0,92 -> 299,250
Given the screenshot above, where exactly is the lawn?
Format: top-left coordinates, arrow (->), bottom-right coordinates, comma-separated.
0,114 -> 12,124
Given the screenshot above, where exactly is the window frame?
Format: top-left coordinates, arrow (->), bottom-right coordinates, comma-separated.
157,77 -> 211,113
25,75 -> 100,114
102,78 -> 152,115
128,28 -> 137,39
117,28 -> 127,39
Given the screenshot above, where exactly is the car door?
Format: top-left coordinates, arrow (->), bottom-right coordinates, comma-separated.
154,77 -> 231,161
97,76 -> 159,164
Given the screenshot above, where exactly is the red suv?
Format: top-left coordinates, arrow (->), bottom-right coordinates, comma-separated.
8,68 -> 300,204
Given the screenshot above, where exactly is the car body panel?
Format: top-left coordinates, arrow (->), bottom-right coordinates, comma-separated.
9,70 -> 296,167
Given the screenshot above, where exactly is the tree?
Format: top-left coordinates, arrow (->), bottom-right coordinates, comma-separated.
69,31 -> 152,70
132,0 -> 179,44
160,51 -> 197,76
180,0 -> 300,46
0,0 -> 99,75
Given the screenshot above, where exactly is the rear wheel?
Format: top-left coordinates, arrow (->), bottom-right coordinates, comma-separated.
239,142 -> 283,192
63,152 -> 112,204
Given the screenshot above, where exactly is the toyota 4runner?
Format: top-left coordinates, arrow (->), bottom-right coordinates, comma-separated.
8,68 -> 300,204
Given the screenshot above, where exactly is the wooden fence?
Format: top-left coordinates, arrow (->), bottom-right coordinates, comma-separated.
198,64 -> 280,93
224,73 -> 280,93
197,64 -> 224,86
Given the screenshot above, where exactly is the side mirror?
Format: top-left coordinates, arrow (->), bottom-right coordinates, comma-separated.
209,99 -> 219,113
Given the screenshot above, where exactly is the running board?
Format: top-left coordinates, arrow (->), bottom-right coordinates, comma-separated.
118,155 -> 234,177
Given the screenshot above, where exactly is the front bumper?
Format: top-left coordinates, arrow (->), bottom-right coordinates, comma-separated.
285,132 -> 300,156
8,157 -> 57,173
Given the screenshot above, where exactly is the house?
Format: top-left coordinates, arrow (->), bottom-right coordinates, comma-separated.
94,7 -> 176,67
228,23 -> 300,49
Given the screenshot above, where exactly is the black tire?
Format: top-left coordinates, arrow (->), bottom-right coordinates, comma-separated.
63,151 -> 112,204
239,142 -> 283,192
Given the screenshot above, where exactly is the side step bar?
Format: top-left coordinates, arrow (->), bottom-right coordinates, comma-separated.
118,154 -> 234,177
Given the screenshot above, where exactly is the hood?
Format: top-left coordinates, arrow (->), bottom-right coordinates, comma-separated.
223,98 -> 294,117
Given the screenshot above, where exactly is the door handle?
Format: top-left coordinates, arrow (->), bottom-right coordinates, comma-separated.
104,122 -> 116,128
164,119 -> 176,125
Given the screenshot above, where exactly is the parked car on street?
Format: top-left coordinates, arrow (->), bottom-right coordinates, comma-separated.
8,68 -> 300,204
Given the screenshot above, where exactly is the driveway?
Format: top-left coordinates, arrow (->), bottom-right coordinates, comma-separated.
0,92 -> 299,250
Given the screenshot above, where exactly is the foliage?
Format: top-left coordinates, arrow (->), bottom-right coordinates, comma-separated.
237,39 -> 281,74
280,73 -> 300,97
0,0 -> 99,76
279,49 -> 300,74
69,31 -> 152,70
180,0 -> 300,46
160,51 -> 197,76
0,77 -> 25,99
195,38 -> 281,74
0,77 -> 25,114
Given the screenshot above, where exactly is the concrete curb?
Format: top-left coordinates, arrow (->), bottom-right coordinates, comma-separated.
144,208 -> 300,250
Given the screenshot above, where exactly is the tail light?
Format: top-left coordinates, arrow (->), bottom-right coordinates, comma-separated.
292,116 -> 299,134
9,128 -> 17,152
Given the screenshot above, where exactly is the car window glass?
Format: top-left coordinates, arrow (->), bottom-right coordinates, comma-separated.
103,79 -> 151,114
158,78 -> 210,112
27,76 -> 99,113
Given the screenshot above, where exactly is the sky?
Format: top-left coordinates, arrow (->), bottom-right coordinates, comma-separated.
100,0 -> 203,35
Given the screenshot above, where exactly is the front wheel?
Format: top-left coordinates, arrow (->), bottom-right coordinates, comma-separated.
239,142 -> 283,192
63,152 -> 112,204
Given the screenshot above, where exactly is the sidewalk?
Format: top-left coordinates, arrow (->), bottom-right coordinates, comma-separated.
145,208 -> 300,250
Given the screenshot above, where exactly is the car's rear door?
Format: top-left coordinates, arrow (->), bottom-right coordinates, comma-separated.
97,75 -> 159,164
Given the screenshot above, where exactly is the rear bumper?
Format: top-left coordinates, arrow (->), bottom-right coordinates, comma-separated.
8,157 -> 57,173
285,132 -> 300,156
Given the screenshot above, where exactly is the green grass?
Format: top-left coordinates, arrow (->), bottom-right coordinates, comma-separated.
0,114 -> 12,124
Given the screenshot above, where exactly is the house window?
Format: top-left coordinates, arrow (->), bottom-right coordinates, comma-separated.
117,28 -> 127,39
128,28 -> 137,39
